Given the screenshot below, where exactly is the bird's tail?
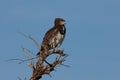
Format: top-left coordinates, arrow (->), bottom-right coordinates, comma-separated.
36,46 -> 44,56
36,50 -> 50,65
37,52 -> 40,56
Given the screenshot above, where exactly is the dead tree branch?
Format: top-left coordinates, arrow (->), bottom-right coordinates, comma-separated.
18,32 -> 40,50
30,50 -> 67,80
18,33 -> 68,80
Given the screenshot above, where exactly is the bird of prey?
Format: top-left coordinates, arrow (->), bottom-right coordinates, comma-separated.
37,18 -> 66,56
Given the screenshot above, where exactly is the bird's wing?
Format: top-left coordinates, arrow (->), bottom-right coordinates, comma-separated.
43,27 -> 58,43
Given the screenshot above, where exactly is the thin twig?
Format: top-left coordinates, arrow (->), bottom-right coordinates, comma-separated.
21,46 -> 35,56
18,32 -> 40,50
6,57 -> 37,64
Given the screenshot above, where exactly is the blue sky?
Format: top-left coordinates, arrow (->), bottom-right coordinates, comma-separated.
0,0 -> 120,80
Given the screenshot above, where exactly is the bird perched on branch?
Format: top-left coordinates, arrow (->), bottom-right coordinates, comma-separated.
37,18 -> 66,56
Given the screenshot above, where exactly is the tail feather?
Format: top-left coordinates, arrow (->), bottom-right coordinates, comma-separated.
37,46 -> 44,56
37,52 -> 40,56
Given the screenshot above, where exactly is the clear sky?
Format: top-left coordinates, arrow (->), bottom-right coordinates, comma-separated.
0,0 -> 120,80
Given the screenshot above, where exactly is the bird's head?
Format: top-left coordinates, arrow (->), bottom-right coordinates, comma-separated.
54,18 -> 65,26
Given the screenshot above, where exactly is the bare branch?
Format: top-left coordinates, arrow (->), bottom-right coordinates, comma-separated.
29,60 -> 35,72
18,32 -> 40,50
17,33 -> 68,80
30,49 -> 68,80
6,57 -> 37,64
21,46 -> 35,56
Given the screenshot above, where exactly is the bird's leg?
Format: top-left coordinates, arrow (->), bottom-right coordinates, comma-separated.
52,48 -> 56,52
56,44 -> 62,50
56,46 -> 59,50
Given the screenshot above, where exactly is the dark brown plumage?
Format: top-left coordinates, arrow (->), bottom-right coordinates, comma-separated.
37,18 -> 66,55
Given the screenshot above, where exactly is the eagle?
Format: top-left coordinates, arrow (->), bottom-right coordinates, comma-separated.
37,18 -> 66,56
